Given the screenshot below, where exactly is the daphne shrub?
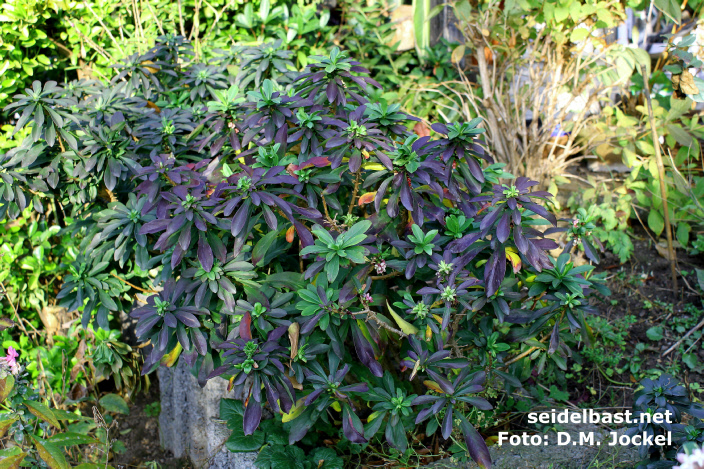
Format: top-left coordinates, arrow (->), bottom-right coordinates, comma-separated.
1,35 -> 610,467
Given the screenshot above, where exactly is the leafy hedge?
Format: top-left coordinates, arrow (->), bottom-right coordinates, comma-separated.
0,34 -> 610,466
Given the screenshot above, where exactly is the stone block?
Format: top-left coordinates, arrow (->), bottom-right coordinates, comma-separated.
158,359 -> 258,468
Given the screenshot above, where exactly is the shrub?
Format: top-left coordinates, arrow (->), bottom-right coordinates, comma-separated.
1,35 -> 609,466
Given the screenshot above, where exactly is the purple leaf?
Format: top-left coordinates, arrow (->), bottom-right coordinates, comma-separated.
198,235 -> 214,272
243,399 -> 262,436
460,419 -> 492,469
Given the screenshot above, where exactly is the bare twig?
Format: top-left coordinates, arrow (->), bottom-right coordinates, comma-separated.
109,272 -> 156,294
84,2 -> 124,55
362,308 -> 407,338
0,283 -> 31,338
348,170 -> 362,215
662,316 -> 704,357
370,271 -> 403,281
641,65 -> 678,296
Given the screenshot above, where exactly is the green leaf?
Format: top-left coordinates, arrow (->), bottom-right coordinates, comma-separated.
683,353 -> 699,370
99,393 -> 129,415
48,432 -> 100,447
253,230 -> 280,267
570,28 -> 589,42
549,385 -> 570,402
653,0 -> 681,24
255,444 -> 306,469
676,223 -> 691,247
25,400 -> 60,427
52,408 -> 91,422
225,425 -> 265,452
646,326 -> 664,341
259,0 -> 270,21
696,268 -> 704,291
311,447 -> 344,469
220,398 -> 244,422
647,210 -> 664,237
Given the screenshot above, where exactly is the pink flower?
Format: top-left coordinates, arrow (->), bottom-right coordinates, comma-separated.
375,260 -> 386,275
362,293 -> 373,303
572,219 -> 579,227
0,347 -> 20,375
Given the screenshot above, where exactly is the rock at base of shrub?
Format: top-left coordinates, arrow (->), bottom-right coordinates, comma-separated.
426,419 -> 640,469
158,359 -> 258,468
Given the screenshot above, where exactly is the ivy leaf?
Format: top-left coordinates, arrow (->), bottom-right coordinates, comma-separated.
255,445 -> 306,469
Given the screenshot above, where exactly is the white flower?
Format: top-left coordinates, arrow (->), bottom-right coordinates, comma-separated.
675,447 -> 704,469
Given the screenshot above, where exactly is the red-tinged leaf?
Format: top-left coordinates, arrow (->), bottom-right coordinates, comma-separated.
240,311 -> 252,340
357,192 -> 376,206
0,416 -> 18,438
0,374 -> 14,402
0,317 -> 15,331
342,405 -> 367,444
286,225 -> 295,243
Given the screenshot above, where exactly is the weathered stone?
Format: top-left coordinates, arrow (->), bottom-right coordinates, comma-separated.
426,420 -> 640,469
158,359 -> 258,468
389,5 -> 415,52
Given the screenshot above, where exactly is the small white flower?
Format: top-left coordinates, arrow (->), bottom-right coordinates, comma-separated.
675,446 -> 704,469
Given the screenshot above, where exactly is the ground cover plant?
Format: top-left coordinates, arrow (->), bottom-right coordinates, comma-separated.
0,29 -> 617,466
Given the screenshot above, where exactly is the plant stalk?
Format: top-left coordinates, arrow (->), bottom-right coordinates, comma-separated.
641,65 -> 678,297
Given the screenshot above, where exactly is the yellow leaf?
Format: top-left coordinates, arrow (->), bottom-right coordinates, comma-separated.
331,401 -> 341,412
25,401 -> 60,428
288,323 -> 300,360
505,246 -> 522,273
423,380 -> 444,393
160,343 -> 182,367
0,452 -> 26,469
362,163 -> 386,171
282,398 -> 305,422
425,324 -> 432,341
140,60 -> 159,74
451,44 -> 466,64
32,436 -> 68,469
0,417 -> 18,438
432,314 -> 443,324
367,411 -> 381,423
387,301 -> 419,335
